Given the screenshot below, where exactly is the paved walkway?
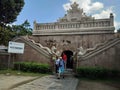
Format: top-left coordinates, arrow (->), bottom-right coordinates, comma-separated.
0,74 -> 38,90
11,75 -> 78,90
0,74 -> 78,90
1,74 -> 119,90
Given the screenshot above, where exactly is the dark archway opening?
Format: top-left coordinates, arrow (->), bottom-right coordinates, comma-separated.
62,50 -> 73,69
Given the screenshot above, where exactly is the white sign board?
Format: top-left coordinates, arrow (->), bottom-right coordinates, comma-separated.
8,41 -> 25,54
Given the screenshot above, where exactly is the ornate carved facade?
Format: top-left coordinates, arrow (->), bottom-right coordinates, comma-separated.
32,2 -> 115,54
33,2 -> 114,36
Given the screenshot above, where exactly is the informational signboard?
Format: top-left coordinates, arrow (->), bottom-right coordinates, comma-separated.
8,41 -> 25,54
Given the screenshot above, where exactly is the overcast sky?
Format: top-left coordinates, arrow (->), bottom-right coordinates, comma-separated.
14,0 -> 120,31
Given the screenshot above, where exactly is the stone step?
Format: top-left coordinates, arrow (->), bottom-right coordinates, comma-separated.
64,69 -> 75,77
53,69 -> 75,76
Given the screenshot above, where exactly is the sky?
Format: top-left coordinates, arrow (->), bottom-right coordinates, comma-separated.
14,0 -> 120,31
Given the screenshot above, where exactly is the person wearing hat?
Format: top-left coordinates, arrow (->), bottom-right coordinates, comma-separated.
57,57 -> 65,79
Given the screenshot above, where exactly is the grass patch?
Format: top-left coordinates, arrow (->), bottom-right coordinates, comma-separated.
0,69 -> 49,76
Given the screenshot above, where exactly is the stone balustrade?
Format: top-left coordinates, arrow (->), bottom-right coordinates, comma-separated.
35,19 -> 110,30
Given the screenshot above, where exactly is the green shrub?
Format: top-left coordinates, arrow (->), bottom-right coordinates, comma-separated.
76,67 -> 120,79
13,62 -> 52,74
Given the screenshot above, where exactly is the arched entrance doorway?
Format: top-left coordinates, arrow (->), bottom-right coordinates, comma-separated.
62,50 -> 73,69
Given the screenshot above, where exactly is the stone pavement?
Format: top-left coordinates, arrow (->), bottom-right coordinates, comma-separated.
11,75 -> 78,90
0,74 -> 38,90
0,74 -> 79,90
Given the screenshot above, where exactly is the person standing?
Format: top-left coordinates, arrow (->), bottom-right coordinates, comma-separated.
55,56 -> 59,74
70,55 -> 73,68
62,53 -> 67,69
58,57 -> 65,79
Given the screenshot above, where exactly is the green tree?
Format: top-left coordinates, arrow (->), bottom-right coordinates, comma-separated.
0,20 -> 32,45
12,20 -> 32,36
0,26 -> 15,45
0,0 -> 24,45
0,0 -> 25,26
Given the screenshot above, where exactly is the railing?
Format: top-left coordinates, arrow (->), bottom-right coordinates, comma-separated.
78,38 -> 120,60
12,36 -> 51,59
35,20 -> 111,30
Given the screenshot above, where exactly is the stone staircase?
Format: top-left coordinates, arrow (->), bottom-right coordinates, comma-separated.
79,38 -> 120,60
12,36 -> 120,70
12,36 -> 51,59
64,68 -> 75,77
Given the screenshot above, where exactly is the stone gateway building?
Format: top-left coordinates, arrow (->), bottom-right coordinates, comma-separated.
2,2 -> 120,71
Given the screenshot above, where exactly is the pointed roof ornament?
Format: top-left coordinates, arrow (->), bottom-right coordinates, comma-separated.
71,2 -> 79,9
58,2 -> 94,22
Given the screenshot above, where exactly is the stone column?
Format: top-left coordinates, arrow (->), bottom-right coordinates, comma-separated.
110,13 -> 114,26
33,20 -> 37,30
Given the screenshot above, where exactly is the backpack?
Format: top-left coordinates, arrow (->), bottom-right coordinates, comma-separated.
59,59 -> 64,67
58,60 -> 62,67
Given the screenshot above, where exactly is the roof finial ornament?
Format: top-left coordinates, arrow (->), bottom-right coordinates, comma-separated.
71,2 -> 79,9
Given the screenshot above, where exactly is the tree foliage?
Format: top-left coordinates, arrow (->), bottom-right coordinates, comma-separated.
0,0 -> 24,25
11,20 -> 32,36
0,20 -> 32,45
0,26 -> 15,45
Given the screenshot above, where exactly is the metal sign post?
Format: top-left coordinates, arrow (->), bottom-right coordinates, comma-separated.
6,53 -> 11,75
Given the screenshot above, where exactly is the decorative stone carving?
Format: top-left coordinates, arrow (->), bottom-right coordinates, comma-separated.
51,46 -> 57,54
32,2 -> 115,36
77,46 -> 86,55
51,45 -> 61,57
58,2 -> 93,22
45,40 -> 57,47
24,35 -> 52,54
61,40 -> 71,46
